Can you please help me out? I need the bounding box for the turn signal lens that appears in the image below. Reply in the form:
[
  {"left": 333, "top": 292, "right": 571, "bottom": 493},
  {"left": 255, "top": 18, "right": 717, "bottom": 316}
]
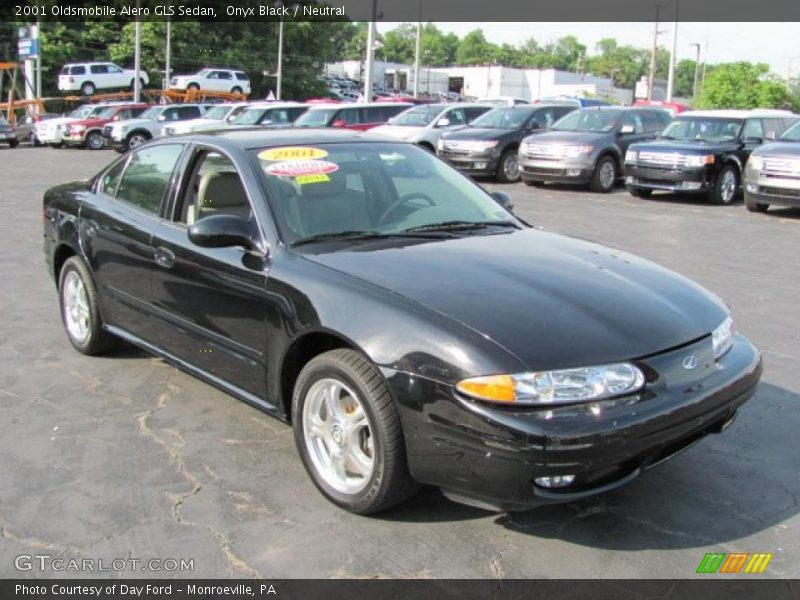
[
  {"left": 456, "top": 363, "right": 645, "bottom": 406},
  {"left": 456, "top": 375, "right": 516, "bottom": 403}
]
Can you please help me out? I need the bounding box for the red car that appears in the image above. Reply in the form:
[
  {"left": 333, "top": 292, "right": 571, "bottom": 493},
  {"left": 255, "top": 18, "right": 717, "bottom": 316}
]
[
  {"left": 63, "top": 103, "right": 149, "bottom": 150},
  {"left": 633, "top": 99, "right": 691, "bottom": 117},
  {"left": 293, "top": 102, "right": 412, "bottom": 131}
]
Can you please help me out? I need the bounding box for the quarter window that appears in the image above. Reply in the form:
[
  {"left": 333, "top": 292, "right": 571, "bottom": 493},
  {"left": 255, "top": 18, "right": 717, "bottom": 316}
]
[
  {"left": 99, "top": 158, "right": 127, "bottom": 197},
  {"left": 115, "top": 144, "right": 184, "bottom": 215}
]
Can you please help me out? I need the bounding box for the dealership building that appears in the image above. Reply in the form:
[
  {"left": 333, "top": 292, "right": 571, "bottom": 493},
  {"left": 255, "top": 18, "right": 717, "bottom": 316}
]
[{"left": 325, "top": 60, "right": 634, "bottom": 104}]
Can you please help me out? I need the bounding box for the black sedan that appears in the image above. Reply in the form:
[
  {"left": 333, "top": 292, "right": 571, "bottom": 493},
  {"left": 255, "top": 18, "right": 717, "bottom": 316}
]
[
  {"left": 436, "top": 104, "right": 576, "bottom": 183},
  {"left": 43, "top": 129, "right": 762, "bottom": 514}
]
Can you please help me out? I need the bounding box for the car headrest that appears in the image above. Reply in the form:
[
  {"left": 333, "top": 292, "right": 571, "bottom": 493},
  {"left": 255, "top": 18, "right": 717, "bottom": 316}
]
[
  {"left": 198, "top": 171, "right": 247, "bottom": 208},
  {"left": 299, "top": 169, "right": 347, "bottom": 198}
]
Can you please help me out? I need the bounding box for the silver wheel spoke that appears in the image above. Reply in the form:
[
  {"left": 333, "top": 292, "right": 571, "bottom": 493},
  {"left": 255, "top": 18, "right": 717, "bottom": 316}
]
[{"left": 331, "top": 452, "right": 347, "bottom": 482}]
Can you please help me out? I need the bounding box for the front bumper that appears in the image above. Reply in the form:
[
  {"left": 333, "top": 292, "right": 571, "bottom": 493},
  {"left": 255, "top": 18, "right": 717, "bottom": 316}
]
[
  {"left": 36, "top": 129, "right": 63, "bottom": 145},
  {"left": 625, "top": 164, "right": 713, "bottom": 193},
  {"left": 389, "top": 333, "right": 762, "bottom": 511},
  {"left": 519, "top": 156, "right": 594, "bottom": 183},
  {"left": 745, "top": 172, "right": 800, "bottom": 208},
  {"left": 62, "top": 132, "right": 87, "bottom": 145},
  {"left": 437, "top": 149, "right": 499, "bottom": 176}
]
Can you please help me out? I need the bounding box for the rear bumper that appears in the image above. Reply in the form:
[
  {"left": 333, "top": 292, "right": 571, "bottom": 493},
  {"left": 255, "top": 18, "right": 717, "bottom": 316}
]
[
  {"left": 388, "top": 334, "right": 762, "bottom": 511},
  {"left": 624, "top": 164, "right": 713, "bottom": 192}
]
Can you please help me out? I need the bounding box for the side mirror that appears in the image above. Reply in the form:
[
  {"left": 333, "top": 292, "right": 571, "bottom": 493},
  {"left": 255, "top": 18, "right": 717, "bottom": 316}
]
[
  {"left": 619, "top": 124, "right": 635, "bottom": 135},
  {"left": 765, "top": 131, "right": 777, "bottom": 141},
  {"left": 744, "top": 136, "right": 763, "bottom": 145},
  {"left": 260, "top": 119, "right": 273, "bottom": 126},
  {"left": 188, "top": 214, "right": 257, "bottom": 251},
  {"left": 490, "top": 191, "right": 514, "bottom": 212},
  {"left": 436, "top": 117, "right": 450, "bottom": 127},
  {"left": 331, "top": 119, "right": 347, "bottom": 128},
  {"left": 157, "top": 115, "right": 167, "bottom": 122},
  {"left": 112, "top": 115, "right": 121, "bottom": 121}
]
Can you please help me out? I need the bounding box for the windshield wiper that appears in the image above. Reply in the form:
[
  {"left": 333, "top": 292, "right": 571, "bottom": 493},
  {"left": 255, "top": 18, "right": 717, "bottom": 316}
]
[
  {"left": 290, "top": 229, "right": 455, "bottom": 247},
  {"left": 401, "top": 220, "right": 521, "bottom": 233}
]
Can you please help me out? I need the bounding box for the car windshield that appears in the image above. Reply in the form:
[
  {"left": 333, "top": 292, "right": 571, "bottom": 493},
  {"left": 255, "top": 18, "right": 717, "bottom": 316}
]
[
  {"left": 233, "top": 108, "right": 267, "bottom": 125},
  {"left": 69, "top": 105, "right": 96, "bottom": 119},
  {"left": 293, "top": 108, "right": 338, "bottom": 127},
  {"left": 470, "top": 107, "right": 534, "bottom": 130},
  {"left": 390, "top": 105, "right": 446, "bottom": 127},
  {"left": 660, "top": 117, "right": 743, "bottom": 142},
  {"left": 202, "top": 106, "right": 230, "bottom": 120},
  {"left": 779, "top": 121, "right": 800, "bottom": 141},
  {"left": 254, "top": 142, "right": 519, "bottom": 246},
  {"left": 552, "top": 109, "right": 623, "bottom": 132},
  {"left": 138, "top": 106, "right": 163, "bottom": 120}
]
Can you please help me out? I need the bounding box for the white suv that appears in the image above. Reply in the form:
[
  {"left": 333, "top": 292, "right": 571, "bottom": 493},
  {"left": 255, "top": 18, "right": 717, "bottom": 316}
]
[
  {"left": 169, "top": 69, "right": 251, "bottom": 95},
  {"left": 58, "top": 63, "right": 149, "bottom": 96}
]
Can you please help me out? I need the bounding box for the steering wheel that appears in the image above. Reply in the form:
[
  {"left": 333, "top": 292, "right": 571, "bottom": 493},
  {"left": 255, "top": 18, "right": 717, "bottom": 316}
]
[{"left": 378, "top": 192, "right": 436, "bottom": 226}]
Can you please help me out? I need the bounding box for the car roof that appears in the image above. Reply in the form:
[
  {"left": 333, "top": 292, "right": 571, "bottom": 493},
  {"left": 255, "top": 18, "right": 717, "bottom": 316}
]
[
  {"left": 305, "top": 102, "right": 413, "bottom": 110},
  {"left": 194, "top": 127, "right": 407, "bottom": 150},
  {"left": 678, "top": 109, "right": 796, "bottom": 119},
  {"left": 242, "top": 102, "right": 307, "bottom": 109}
]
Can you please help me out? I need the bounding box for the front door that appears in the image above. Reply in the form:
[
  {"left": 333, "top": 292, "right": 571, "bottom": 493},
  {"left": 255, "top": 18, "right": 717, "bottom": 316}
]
[{"left": 149, "top": 146, "right": 271, "bottom": 402}]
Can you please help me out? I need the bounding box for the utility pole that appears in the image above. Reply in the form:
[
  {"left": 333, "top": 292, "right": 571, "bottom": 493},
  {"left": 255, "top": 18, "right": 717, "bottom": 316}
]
[
  {"left": 363, "top": 1, "right": 377, "bottom": 103},
  {"left": 133, "top": 0, "right": 141, "bottom": 102},
  {"left": 165, "top": 16, "right": 171, "bottom": 93},
  {"left": 690, "top": 42, "right": 700, "bottom": 103},
  {"left": 277, "top": 19, "right": 284, "bottom": 99},
  {"left": 701, "top": 36, "right": 709, "bottom": 88},
  {"left": 647, "top": 4, "right": 665, "bottom": 101},
  {"left": 35, "top": 20, "right": 41, "bottom": 100},
  {"left": 666, "top": 0, "right": 679, "bottom": 101},
  {"left": 413, "top": 0, "right": 422, "bottom": 98}
]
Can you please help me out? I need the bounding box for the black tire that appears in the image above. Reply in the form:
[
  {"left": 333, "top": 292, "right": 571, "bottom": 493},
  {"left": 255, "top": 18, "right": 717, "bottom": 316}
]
[
  {"left": 126, "top": 131, "right": 150, "bottom": 150},
  {"left": 85, "top": 131, "right": 104, "bottom": 150},
  {"left": 523, "top": 178, "right": 544, "bottom": 187},
  {"left": 495, "top": 149, "right": 520, "bottom": 183},
  {"left": 187, "top": 83, "right": 200, "bottom": 91},
  {"left": 589, "top": 155, "right": 617, "bottom": 193},
  {"left": 231, "top": 86, "right": 243, "bottom": 94},
  {"left": 130, "top": 77, "right": 146, "bottom": 91},
  {"left": 628, "top": 187, "right": 652, "bottom": 198},
  {"left": 30, "top": 133, "right": 41, "bottom": 146},
  {"left": 744, "top": 192, "right": 768, "bottom": 213},
  {"left": 710, "top": 164, "right": 739, "bottom": 205},
  {"left": 81, "top": 81, "right": 96, "bottom": 96},
  {"left": 292, "top": 349, "right": 417, "bottom": 514},
  {"left": 8, "top": 139, "right": 19, "bottom": 148},
  {"left": 58, "top": 256, "right": 119, "bottom": 355}
]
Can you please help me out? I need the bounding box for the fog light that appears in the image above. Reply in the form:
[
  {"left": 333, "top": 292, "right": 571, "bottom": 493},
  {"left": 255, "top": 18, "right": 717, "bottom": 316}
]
[
  {"left": 535, "top": 474, "right": 576, "bottom": 488},
  {"left": 625, "top": 176, "right": 635, "bottom": 184},
  {"left": 681, "top": 181, "right": 702, "bottom": 190},
  {"left": 475, "top": 162, "right": 487, "bottom": 169},
  {"left": 566, "top": 169, "right": 582, "bottom": 177},
  {"left": 746, "top": 183, "right": 758, "bottom": 193}
]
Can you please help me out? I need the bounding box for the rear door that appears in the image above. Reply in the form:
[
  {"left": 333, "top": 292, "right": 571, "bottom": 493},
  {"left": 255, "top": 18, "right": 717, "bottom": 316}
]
[
  {"left": 80, "top": 143, "right": 187, "bottom": 343},
  {"left": 149, "top": 145, "right": 271, "bottom": 401}
]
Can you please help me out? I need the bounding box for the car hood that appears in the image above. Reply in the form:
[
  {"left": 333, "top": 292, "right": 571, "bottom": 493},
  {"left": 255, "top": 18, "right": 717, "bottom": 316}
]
[
  {"left": 302, "top": 229, "right": 727, "bottom": 371},
  {"left": 751, "top": 140, "right": 800, "bottom": 157},
  {"left": 524, "top": 130, "right": 611, "bottom": 145},
  {"left": 630, "top": 138, "right": 735, "bottom": 154},
  {"left": 444, "top": 127, "right": 514, "bottom": 141},
  {"left": 371, "top": 124, "right": 427, "bottom": 140}
]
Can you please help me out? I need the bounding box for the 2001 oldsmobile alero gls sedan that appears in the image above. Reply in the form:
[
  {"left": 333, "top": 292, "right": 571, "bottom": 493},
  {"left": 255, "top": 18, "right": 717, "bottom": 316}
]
[{"left": 43, "top": 129, "right": 762, "bottom": 514}]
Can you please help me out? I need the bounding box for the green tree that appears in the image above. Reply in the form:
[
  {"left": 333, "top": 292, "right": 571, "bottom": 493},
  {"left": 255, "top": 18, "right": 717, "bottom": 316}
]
[
  {"left": 697, "top": 62, "right": 798, "bottom": 110},
  {"left": 455, "top": 29, "right": 498, "bottom": 66},
  {"left": 674, "top": 58, "right": 698, "bottom": 99}
]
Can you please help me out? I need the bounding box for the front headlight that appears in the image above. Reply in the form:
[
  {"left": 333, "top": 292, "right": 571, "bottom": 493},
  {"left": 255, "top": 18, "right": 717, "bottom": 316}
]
[
  {"left": 685, "top": 154, "right": 715, "bottom": 168},
  {"left": 625, "top": 150, "right": 638, "bottom": 163},
  {"left": 520, "top": 141, "right": 529, "bottom": 155},
  {"left": 436, "top": 138, "right": 445, "bottom": 151},
  {"left": 562, "top": 145, "right": 593, "bottom": 158},
  {"left": 712, "top": 316, "right": 734, "bottom": 360},
  {"left": 471, "top": 140, "right": 498, "bottom": 152},
  {"left": 748, "top": 156, "right": 764, "bottom": 171},
  {"left": 456, "top": 362, "right": 645, "bottom": 406}
]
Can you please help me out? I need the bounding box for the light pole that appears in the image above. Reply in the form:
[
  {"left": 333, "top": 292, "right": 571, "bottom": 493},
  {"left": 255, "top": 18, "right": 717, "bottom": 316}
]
[
  {"left": 277, "top": 19, "right": 284, "bottom": 99},
  {"left": 165, "top": 15, "right": 171, "bottom": 93},
  {"left": 690, "top": 42, "right": 701, "bottom": 103},
  {"left": 413, "top": 0, "right": 422, "bottom": 98},
  {"left": 647, "top": 4, "right": 666, "bottom": 101},
  {"left": 133, "top": 7, "right": 141, "bottom": 102},
  {"left": 666, "top": 0, "right": 679, "bottom": 101}
]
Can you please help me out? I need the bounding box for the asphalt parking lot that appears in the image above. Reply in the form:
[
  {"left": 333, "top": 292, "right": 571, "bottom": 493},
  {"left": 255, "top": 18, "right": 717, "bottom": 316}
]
[{"left": 1, "top": 145, "right": 799, "bottom": 579}]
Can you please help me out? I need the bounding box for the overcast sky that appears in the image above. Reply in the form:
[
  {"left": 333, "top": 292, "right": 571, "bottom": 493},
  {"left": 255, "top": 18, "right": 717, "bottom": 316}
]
[{"left": 377, "top": 22, "right": 800, "bottom": 78}]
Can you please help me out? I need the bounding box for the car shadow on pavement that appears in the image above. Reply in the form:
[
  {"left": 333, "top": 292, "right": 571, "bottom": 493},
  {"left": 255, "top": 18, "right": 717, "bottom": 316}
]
[{"left": 384, "top": 382, "right": 799, "bottom": 550}]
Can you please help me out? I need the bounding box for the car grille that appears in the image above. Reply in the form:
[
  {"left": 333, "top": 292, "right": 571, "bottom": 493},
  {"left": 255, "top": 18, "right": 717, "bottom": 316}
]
[
  {"left": 637, "top": 151, "right": 688, "bottom": 169},
  {"left": 524, "top": 144, "right": 569, "bottom": 160},
  {"left": 762, "top": 156, "right": 800, "bottom": 178}
]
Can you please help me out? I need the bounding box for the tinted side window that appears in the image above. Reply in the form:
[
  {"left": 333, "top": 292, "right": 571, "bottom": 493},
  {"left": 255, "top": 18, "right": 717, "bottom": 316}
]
[
  {"left": 115, "top": 145, "right": 184, "bottom": 215},
  {"left": 90, "top": 64, "right": 108, "bottom": 74},
  {"left": 621, "top": 113, "right": 644, "bottom": 134},
  {"left": 161, "top": 107, "right": 181, "bottom": 121},
  {"left": 464, "top": 106, "right": 490, "bottom": 122},
  {"left": 130, "top": 107, "right": 147, "bottom": 118},
  {"left": 762, "top": 118, "right": 785, "bottom": 140},
  {"left": 217, "top": 71, "right": 232, "bottom": 80},
  {"left": 530, "top": 108, "right": 555, "bottom": 129},
  {"left": 742, "top": 119, "right": 764, "bottom": 140},
  {"left": 288, "top": 106, "right": 308, "bottom": 121},
  {"left": 71, "top": 66, "right": 86, "bottom": 75},
  {"left": 99, "top": 158, "right": 128, "bottom": 197},
  {"left": 340, "top": 108, "right": 361, "bottom": 125},
  {"left": 446, "top": 108, "right": 466, "bottom": 125},
  {"left": 178, "top": 106, "right": 202, "bottom": 120},
  {"left": 235, "top": 72, "right": 249, "bottom": 81},
  {"left": 641, "top": 111, "right": 666, "bottom": 133}
]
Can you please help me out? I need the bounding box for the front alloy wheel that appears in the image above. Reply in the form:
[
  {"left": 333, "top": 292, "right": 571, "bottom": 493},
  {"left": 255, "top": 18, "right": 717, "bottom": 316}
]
[
  {"left": 496, "top": 150, "right": 520, "bottom": 183},
  {"left": 590, "top": 155, "right": 616, "bottom": 193},
  {"left": 293, "top": 349, "right": 417, "bottom": 514},
  {"left": 712, "top": 165, "right": 739, "bottom": 205},
  {"left": 127, "top": 132, "right": 149, "bottom": 150}
]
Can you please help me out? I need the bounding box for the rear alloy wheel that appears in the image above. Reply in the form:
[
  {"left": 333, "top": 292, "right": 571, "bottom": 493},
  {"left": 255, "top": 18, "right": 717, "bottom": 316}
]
[
  {"left": 293, "top": 349, "right": 417, "bottom": 514},
  {"left": 711, "top": 165, "right": 739, "bottom": 205},
  {"left": 85, "top": 131, "right": 104, "bottom": 150},
  {"left": 58, "top": 256, "right": 118, "bottom": 355},
  {"left": 127, "top": 132, "right": 149, "bottom": 150},
  {"left": 496, "top": 149, "right": 520, "bottom": 183},
  {"left": 232, "top": 86, "right": 243, "bottom": 94},
  {"left": 744, "top": 192, "right": 768, "bottom": 213},
  {"left": 628, "top": 187, "right": 652, "bottom": 198},
  {"left": 81, "top": 81, "right": 96, "bottom": 96},
  {"left": 590, "top": 155, "right": 616, "bottom": 193}
]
